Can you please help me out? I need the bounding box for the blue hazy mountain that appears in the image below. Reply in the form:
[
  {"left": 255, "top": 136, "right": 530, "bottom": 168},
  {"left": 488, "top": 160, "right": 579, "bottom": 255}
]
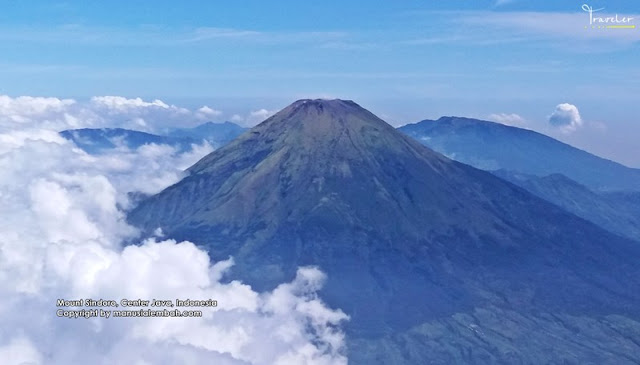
[
  {"left": 398, "top": 117, "right": 640, "bottom": 192},
  {"left": 398, "top": 117, "right": 640, "bottom": 241},
  {"left": 494, "top": 170, "right": 640, "bottom": 241},
  {"left": 59, "top": 128, "right": 198, "bottom": 154},
  {"left": 60, "top": 121, "right": 247, "bottom": 154},
  {"left": 167, "top": 121, "right": 247, "bottom": 146},
  {"left": 129, "top": 100, "right": 640, "bottom": 364}
]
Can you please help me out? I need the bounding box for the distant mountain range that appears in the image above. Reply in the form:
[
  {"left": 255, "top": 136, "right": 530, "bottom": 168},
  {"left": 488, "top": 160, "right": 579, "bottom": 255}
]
[
  {"left": 60, "top": 121, "right": 247, "bottom": 154},
  {"left": 60, "top": 128, "right": 197, "bottom": 154},
  {"left": 398, "top": 117, "right": 640, "bottom": 192},
  {"left": 128, "top": 100, "right": 640, "bottom": 364},
  {"left": 398, "top": 117, "right": 640, "bottom": 242},
  {"left": 494, "top": 170, "right": 640, "bottom": 240}
]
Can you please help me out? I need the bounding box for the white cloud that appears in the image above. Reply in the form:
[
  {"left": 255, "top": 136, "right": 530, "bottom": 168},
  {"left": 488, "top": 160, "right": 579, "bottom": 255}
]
[
  {"left": 0, "top": 95, "right": 79, "bottom": 131},
  {"left": 487, "top": 113, "right": 526, "bottom": 126},
  {"left": 548, "top": 103, "right": 583, "bottom": 133},
  {"left": 196, "top": 105, "right": 223, "bottom": 120},
  {"left": 0, "top": 106, "right": 348, "bottom": 364},
  {"left": 228, "top": 109, "right": 276, "bottom": 127},
  {"left": 0, "top": 128, "right": 67, "bottom": 153},
  {"left": 0, "top": 94, "right": 225, "bottom": 133},
  {"left": 91, "top": 96, "right": 171, "bottom": 111},
  {"left": 0, "top": 95, "right": 75, "bottom": 118},
  {"left": 0, "top": 336, "right": 42, "bottom": 365},
  {"left": 248, "top": 109, "right": 276, "bottom": 125}
]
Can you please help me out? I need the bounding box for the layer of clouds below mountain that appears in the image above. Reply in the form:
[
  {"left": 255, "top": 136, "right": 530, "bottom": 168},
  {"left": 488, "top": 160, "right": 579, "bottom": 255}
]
[
  {"left": 0, "top": 94, "right": 225, "bottom": 133},
  {"left": 0, "top": 96, "right": 348, "bottom": 364}
]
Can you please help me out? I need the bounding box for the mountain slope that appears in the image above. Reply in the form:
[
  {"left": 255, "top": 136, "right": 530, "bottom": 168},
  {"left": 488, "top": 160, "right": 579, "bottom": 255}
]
[
  {"left": 60, "top": 128, "right": 197, "bottom": 154},
  {"left": 60, "top": 121, "right": 247, "bottom": 154},
  {"left": 398, "top": 117, "right": 640, "bottom": 192},
  {"left": 129, "top": 100, "right": 640, "bottom": 364},
  {"left": 494, "top": 170, "right": 640, "bottom": 241}
]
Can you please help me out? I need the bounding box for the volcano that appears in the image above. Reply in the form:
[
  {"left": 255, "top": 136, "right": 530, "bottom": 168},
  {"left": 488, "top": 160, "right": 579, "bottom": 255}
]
[{"left": 129, "top": 99, "right": 640, "bottom": 364}]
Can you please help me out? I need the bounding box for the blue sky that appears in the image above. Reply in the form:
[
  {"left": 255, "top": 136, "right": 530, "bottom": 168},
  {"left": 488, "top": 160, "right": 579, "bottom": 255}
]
[{"left": 0, "top": 0, "right": 639, "bottom": 166}]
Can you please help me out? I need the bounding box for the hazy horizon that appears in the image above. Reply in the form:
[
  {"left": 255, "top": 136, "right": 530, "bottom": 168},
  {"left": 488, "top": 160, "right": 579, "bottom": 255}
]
[{"left": 0, "top": 1, "right": 639, "bottom": 166}]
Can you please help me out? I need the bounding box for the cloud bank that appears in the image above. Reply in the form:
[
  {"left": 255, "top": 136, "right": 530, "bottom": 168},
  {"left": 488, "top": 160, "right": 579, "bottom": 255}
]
[
  {"left": 0, "top": 96, "right": 348, "bottom": 364},
  {"left": 0, "top": 95, "right": 226, "bottom": 134}
]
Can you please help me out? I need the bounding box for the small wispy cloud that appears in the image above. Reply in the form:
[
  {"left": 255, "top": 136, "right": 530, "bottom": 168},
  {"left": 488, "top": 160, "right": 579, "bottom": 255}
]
[
  {"left": 196, "top": 106, "right": 222, "bottom": 120},
  {"left": 460, "top": 10, "right": 640, "bottom": 43},
  {"left": 248, "top": 108, "right": 276, "bottom": 124},
  {"left": 0, "top": 25, "right": 348, "bottom": 47},
  {"left": 179, "top": 28, "right": 348, "bottom": 46},
  {"left": 493, "top": 0, "right": 516, "bottom": 8},
  {"left": 495, "top": 61, "right": 567, "bottom": 73},
  {"left": 488, "top": 113, "right": 526, "bottom": 126},
  {"left": 183, "top": 27, "right": 262, "bottom": 42},
  {"left": 227, "top": 108, "right": 277, "bottom": 126},
  {"left": 402, "top": 8, "right": 639, "bottom": 52},
  {"left": 401, "top": 34, "right": 534, "bottom": 46},
  {"left": 317, "top": 41, "right": 381, "bottom": 50}
]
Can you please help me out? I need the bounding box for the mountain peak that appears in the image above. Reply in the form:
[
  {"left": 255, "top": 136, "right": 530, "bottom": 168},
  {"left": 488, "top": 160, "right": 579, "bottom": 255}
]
[
  {"left": 263, "top": 98, "right": 384, "bottom": 129},
  {"left": 254, "top": 98, "right": 399, "bottom": 142},
  {"left": 291, "top": 98, "right": 357, "bottom": 108},
  {"left": 187, "top": 98, "right": 439, "bottom": 176}
]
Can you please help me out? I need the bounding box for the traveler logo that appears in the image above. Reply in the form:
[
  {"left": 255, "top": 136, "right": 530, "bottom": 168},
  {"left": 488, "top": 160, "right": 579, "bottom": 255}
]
[{"left": 582, "top": 4, "right": 636, "bottom": 29}]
